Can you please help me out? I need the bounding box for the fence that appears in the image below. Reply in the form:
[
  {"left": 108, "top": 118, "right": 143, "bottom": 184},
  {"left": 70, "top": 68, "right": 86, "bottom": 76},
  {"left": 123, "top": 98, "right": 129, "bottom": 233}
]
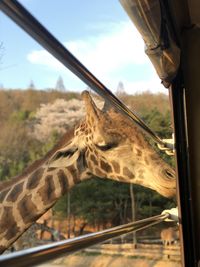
[
  {"left": 85, "top": 243, "right": 181, "bottom": 261},
  {"left": 0, "top": 214, "right": 170, "bottom": 267}
]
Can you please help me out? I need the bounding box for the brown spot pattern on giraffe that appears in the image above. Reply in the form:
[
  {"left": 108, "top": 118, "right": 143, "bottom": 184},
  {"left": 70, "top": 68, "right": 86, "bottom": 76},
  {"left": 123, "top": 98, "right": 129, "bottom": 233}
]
[
  {"left": 68, "top": 165, "right": 80, "bottom": 184},
  {"left": 100, "top": 160, "right": 112, "bottom": 173},
  {"left": 80, "top": 123, "right": 85, "bottom": 130},
  {"left": 0, "top": 188, "right": 10, "bottom": 203},
  {"left": 95, "top": 167, "right": 105, "bottom": 177},
  {"left": 26, "top": 167, "right": 45, "bottom": 190},
  {"left": 150, "top": 154, "right": 159, "bottom": 161},
  {"left": 38, "top": 175, "right": 56, "bottom": 206},
  {"left": 144, "top": 157, "right": 150, "bottom": 165},
  {"left": 87, "top": 161, "right": 94, "bottom": 171},
  {"left": 85, "top": 149, "right": 90, "bottom": 158},
  {"left": 111, "top": 160, "right": 120, "bottom": 173},
  {"left": 135, "top": 133, "right": 145, "bottom": 148},
  {"left": 88, "top": 146, "right": 92, "bottom": 152},
  {"left": 116, "top": 175, "right": 127, "bottom": 181},
  {"left": 136, "top": 148, "right": 142, "bottom": 157},
  {"left": 57, "top": 170, "right": 68, "bottom": 195},
  {"left": 90, "top": 154, "right": 98, "bottom": 165},
  {"left": 6, "top": 181, "right": 24, "bottom": 202},
  {"left": 0, "top": 207, "right": 20, "bottom": 240},
  {"left": 123, "top": 167, "right": 134, "bottom": 179},
  {"left": 17, "top": 195, "right": 38, "bottom": 224},
  {"left": 47, "top": 167, "right": 56, "bottom": 172}
]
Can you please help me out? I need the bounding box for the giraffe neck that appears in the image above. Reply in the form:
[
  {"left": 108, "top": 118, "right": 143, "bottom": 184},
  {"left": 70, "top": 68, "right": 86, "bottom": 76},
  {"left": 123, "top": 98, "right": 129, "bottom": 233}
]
[{"left": 0, "top": 149, "right": 88, "bottom": 253}]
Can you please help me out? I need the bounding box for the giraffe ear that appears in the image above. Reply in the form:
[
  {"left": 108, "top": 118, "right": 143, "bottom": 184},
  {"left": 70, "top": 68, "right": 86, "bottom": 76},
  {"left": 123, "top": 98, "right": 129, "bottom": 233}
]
[
  {"left": 82, "top": 91, "right": 103, "bottom": 120},
  {"left": 48, "top": 144, "right": 80, "bottom": 168}
]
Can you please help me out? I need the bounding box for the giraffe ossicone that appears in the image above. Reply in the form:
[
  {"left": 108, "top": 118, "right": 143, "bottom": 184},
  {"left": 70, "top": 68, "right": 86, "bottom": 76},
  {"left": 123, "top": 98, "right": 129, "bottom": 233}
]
[{"left": 0, "top": 91, "right": 176, "bottom": 253}]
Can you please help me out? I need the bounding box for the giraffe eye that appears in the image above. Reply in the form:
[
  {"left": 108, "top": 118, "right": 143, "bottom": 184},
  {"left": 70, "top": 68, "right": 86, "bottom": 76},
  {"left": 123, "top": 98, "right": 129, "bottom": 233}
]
[
  {"left": 165, "top": 169, "right": 175, "bottom": 179},
  {"left": 95, "top": 143, "right": 117, "bottom": 151}
]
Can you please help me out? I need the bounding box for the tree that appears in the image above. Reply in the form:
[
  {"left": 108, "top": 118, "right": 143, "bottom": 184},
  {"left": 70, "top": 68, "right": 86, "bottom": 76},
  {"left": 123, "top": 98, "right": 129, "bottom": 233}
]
[
  {"left": 31, "top": 98, "right": 85, "bottom": 142},
  {"left": 55, "top": 76, "right": 66, "bottom": 91}
]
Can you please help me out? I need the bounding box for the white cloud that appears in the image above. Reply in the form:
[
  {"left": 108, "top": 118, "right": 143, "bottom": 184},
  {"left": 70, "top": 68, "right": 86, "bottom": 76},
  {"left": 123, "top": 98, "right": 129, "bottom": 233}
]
[
  {"left": 65, "top": 21, "right": 147, "bottom": 75},
  {"left": 27, "top": 49, "right": 64, "bottom": 70},
  {"left": 27, "top": 20, "right": 164, "bottom": 93},
  {"left": 121, "top": 78, "right": 166, "bottom": 94}
]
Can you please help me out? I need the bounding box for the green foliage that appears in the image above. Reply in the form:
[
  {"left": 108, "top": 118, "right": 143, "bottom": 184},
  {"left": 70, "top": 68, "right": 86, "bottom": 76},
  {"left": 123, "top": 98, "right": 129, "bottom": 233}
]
[
  {"left": 10, "top": 110, "right": 31, "bottom": 121},
  {"left": 142, "top": 108, "right": 172, "bottom": 138},
  {"left": 71, "top": 179, "right": 129, "bottom": 226},
  {"left": 54, "top": 178, "right": 130, "bottom": 226}
]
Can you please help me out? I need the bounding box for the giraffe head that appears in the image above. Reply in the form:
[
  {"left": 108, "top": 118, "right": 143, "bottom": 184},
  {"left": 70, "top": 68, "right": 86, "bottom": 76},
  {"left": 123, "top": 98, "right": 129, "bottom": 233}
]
[{"left": 49, "top": 91, "right": 176, "bottom": 198}]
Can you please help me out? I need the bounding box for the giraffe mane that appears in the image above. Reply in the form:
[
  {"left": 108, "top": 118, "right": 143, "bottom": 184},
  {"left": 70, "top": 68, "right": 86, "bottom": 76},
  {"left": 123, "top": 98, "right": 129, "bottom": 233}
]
[
  {"left": 0, "top": 128, "right": 75, "bottom": 191},
  {"left": 102, "top": 109, "right": 145, "bottom": 142}
]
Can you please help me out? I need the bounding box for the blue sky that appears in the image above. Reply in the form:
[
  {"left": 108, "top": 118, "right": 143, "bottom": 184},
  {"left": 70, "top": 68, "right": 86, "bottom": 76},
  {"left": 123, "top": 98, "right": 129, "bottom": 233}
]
[{"left": 0, "top": 0, "right": 165, "bottom": 94}]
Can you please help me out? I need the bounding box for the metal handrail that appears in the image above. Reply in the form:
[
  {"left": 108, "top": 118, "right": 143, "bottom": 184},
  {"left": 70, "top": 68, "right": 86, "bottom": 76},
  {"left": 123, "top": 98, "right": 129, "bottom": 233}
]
[
  {"left": 0, "top": 0, "right": 172, "bottom": 152},
  {"left": 0, "top": 213, "right": 169, "bottom": 267}
]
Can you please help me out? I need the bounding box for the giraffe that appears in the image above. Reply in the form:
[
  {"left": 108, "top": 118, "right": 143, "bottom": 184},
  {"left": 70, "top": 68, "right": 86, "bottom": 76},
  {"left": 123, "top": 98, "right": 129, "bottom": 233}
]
[{"left": 0, "top": 91, "right": 176, "bottom": 253}]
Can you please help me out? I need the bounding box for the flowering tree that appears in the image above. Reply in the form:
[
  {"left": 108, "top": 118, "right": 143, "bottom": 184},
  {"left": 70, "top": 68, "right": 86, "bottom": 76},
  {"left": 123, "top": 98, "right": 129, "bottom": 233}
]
[{"left": 31, "top": 96, "right": 103, "bottom": 142}]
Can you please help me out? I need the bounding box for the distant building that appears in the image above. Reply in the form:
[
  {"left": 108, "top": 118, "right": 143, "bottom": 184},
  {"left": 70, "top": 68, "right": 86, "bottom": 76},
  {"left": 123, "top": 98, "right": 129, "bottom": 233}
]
[
  {"left": 28, "top": 80, "right": 35, "bottom": 89},
  {"left": 55, "top": 76, "right": 66, "bottom": 91},
  {"left": 116, "top": 81, "right": 126, "bottom": 96}
]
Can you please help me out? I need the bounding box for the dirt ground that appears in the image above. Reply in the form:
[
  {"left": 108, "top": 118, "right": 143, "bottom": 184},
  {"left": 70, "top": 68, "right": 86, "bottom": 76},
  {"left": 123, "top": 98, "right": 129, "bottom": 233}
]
[{"left": 38, "top": 253, "right": 182, "bottom": 267}]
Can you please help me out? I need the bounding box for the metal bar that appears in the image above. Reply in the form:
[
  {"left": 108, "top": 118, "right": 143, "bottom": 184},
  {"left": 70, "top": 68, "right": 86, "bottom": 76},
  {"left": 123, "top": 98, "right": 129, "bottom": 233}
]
[
  {"left": 0, "top": 0, "right": 168, "bottom": 148},
  {"left": 0, "top": 213, "right": 168, "bottom": 267},
  {"left": 169, "top": 73, "right": 196, "bottom": 266}
]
